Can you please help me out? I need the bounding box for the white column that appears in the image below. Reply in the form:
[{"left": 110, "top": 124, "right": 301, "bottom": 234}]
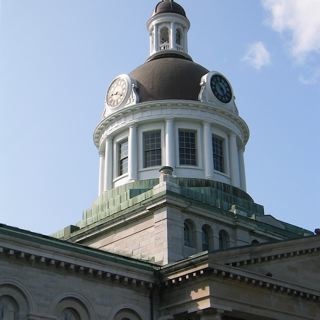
[
  {"left": 165, "top": 118, "right": 175, "bottom": 168},
  {"left": 104, "top": 137, "right": 113, "bottom": 191},
  {"left": 229, "top": 132, "right": 240, "bottom": 188},
  {"left": 170, "top": 22, "right": 175, "bottom": 49},
  {"left": 154, "top": 24, "right": 159, "bottom": 52},
  {"left": 203, "top": 122, "right": 214, "bottom": 179},
  {"left": 128, "top": 125, "right": 138, "bottom": 181},
  {"left": 184, "top": 27, "right": 188, "bottom": 53},
  {"left": 239, "top": 148, "right": 247, "bottom": 191},
  {"left": 98, "top": 150, "right": 105, "bottom": 196}
]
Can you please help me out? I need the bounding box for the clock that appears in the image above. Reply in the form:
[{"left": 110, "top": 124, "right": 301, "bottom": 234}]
[
  {"left": 210, "top": 74, "right": 232, "bottom": 103},
  {"left": 106, "top": 75, "right": 130, "bottom": 108}
]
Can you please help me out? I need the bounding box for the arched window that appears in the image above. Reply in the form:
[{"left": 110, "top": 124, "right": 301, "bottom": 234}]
[
  {"left": 114, "top": 308, "right": 142, "bottom": 320},
  {"left": 176, "top": 28, "right": 182, "bottom": 46},
  {"left": 0, "top": 296, "right": 18, "bottom": 320},
  {"left": 160, "top": 27, "right": 169, "bottom": 50},
  {"left": 55, "top": 298, "right": 89, "bottom": 320},
  {"left": 184, "top": 219, "right": 196, "bottom": 247},
  {"left": 219, "top": 229, "right": 230, "bottom": 250},
  {"left": 60, "top": 308, "right": 80, "bottom": 320},
  {"left": 251, "top": 239, "right": 259, "bottom": 245},
  {"left": 202, "top": 225, "right": 213, "bottom": 251}
]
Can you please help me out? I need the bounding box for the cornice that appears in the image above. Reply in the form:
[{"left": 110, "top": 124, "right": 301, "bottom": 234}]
[
  {"left": 224, "top": 239, "right": 320, "bottom": 268},
  {"left": 0, "top": 245, "right": 155, "bottom": 290},
  {"left": 93, "top": 100, "right": 250, "bottom": 148},
  {"left": 160, "top": 260, "right": 320, "bottom": 302}
]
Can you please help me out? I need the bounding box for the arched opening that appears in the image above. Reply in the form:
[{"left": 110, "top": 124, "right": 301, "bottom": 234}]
[
  {"left": 0, "top": 296, "right": 18, "bottom": 320},
  {"left": 114, "top": 308, "right": 142, "bottom": 320},
  {"left": 219, "top": 229, "right": 230, "bottom": 250},
  {"left": 160, "top": 27, "right": 169, "bottom": 50},
  {"left": 55, "top": 298, "right": 89, "bottom": 320},
  {"left": 251, "top": 239, "right": 259, "bottom": 245},
  {"left": 201, "top": 224, "right": 213, "bottom": 251},
  {"left": 184, "top": 219, "right": 196, "bottom": 248},
  {"left": 176, "top": 28, "right": 183, "bottom": 48},
  {"left": 60, "top": 308, "right": 81, "bottom": 320}
]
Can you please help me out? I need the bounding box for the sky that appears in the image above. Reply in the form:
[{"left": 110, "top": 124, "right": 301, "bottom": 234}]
[{"left": 0, "top": 0, "right": 319, "bottom": 235}]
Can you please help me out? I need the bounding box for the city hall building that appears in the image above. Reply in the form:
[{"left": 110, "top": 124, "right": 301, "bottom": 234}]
[{"left": 1, "top": 1, "right": 319, "bottom": 319}]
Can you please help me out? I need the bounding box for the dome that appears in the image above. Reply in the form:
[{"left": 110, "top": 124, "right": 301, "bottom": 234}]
[
  {"left": 152, "top": 0, "right": 186, "bottom": 18},
  {"left": 129, "top": 53, "right": 208, "bottom": 102}
]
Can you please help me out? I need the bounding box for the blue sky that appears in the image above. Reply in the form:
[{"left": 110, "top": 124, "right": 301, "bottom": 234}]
[{"left": 0, "top": 0, "right": 319, "bottom": 235}]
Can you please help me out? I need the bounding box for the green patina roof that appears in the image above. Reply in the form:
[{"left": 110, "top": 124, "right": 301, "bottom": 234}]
[{"left": 52, "top": 178, "right": 312, "bottom": 242}]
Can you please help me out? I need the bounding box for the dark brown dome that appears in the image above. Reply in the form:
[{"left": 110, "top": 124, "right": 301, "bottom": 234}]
[
  {"left": 129, "top": 53, "right": 208, "bottom": 102},
  {"left": 152, "top": 0, "right": 186, "bottom": 18}
]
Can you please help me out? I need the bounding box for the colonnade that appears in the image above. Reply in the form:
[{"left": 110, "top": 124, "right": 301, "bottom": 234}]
[{"left": 98, "top": 119, "right": 246, "bottom": 196}]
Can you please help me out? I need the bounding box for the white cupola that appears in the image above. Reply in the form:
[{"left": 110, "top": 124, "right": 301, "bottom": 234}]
[
  {"left": 95, "top": 0, "right": 249, "bottom": 196},
  {"left": 147, "top": 0, "right": 190, "bottom": 56}
]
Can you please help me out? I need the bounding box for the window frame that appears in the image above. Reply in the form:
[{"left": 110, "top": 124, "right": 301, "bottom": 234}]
[
  {"left": 201, "top": 224, "right": 213, "bottom": 251},
  {"left": 118, "top": 139, "right": 128, "bottom": 177},
  {"left": 184, "top": 219, "right": 196, "bottom": 248},
  {"left": 178, "top": 128, "right": 198, "bottom": 166},
  {"left": 142, "top": 129, "right": 162, "bottom": 169},
  {"left": 219, "top": 229, "right": 230, "bottom": 250},
  {"left": 212, "top": 134, "right": 225, "bottom": 173}
]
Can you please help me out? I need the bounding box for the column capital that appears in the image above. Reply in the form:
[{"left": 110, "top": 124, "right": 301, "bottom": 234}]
[{"left": 129, "top": 122, "right": 138, "bottom": 128}]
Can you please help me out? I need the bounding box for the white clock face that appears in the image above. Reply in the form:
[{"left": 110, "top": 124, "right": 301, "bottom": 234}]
[{"left": 106, "top": 77, "right": 129, "bottom": 108}]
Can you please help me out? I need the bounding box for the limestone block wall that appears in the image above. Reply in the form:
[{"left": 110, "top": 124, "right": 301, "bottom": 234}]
[
  {"left": 84, "top": 209, "right": 170, "bottom": 265},
  {"left": 0, "top": 256, "right": 151, "bottom": 320}
]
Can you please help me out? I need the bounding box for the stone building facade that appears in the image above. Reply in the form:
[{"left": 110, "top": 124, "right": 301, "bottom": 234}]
[{"left": 1, "top": 1, "right": 319, "bottom": 319}]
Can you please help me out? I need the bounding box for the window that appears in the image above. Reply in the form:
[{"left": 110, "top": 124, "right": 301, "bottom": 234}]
[
  {"left": 60, "top": 309, "right": 80, "bottom": 320},
  {"left": 118, "top": 140, "right": 128, "bottom": 176},
  {"left": 0, "top": 296, "right": 18, "bottom": 320},
  {"left": 212, "top": 135, "right": 224, "bottom": 173},
  {"left": 114, "top": 309, "right": 142, "bottom": 320},
  {"left": 184, "top": 222, "right": 191, "bottom": 247},
  {"left": 251, "top": 239, "right": 260, "bottom": 245},
  {"left": 219, "top": 229, "right": 230, "bottom": 250},
  {"left": 143, "top": 130, "right": 161, "bottom": 168},
  {"left": 179, "top": 129, "right": 197, "bottom": 166},
  {"left": 55, "top": 298, "right": 89, "bottom": 320},
  {"left": 176, "top": 28, "right": 182, "bottom": 45},
  {"left": 184, "top": 219, "right": 196, "bottom": 247},
  {"left": 202, "top": 225, "right": 212, "bottom": 251}
]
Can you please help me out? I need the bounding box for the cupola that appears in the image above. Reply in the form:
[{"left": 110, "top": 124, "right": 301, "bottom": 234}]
[{"left": 147, "top": 0, "right": 190, "bottom": 56}]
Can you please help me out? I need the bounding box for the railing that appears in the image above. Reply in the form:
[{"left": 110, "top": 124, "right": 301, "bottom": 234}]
[{"left": 160, "top": 43, "right": 169, "bottom": 50}]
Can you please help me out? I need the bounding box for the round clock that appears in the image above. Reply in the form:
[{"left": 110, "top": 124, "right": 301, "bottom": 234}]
[
  {"left": 106, "top": 75, "right": 130, "bottom": 108},
  {"left": 210, "top": 74, "right": 232, "bottom": 103}
]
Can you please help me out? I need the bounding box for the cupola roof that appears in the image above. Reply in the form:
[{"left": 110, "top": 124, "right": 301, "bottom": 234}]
[{"left": 152, "top": 0, "right": 186, "bottom": 18}]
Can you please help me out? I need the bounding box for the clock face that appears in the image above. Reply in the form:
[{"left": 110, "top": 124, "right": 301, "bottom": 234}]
[
  {"left": 106, "top": 76, "right": 129, "bottom": 108},
  {"left": 210, "top": 74, "right": 232, "bottom": 103}
]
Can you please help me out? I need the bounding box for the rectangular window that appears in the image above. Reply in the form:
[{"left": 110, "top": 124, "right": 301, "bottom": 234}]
[
  {"left": 118, "top": 140, "right": 128, "bottom": 176},
  {"left": 143, "top": 130, "right": 162, "bottom": 168},
  {"left": 179, "top": 129, "right": 197, "bottom": 166},
  {"left": 212, "top": 134, "right": 224, "bottom": 173}
]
